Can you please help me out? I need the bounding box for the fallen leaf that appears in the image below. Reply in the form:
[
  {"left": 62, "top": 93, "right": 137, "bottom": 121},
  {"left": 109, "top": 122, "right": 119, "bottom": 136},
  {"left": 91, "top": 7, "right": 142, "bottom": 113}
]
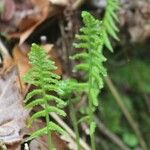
[
  {"left": 0, "top": 0, "right": 15, "bottom": 21},
  {"left": 0, "top": 0, "right": 50, "bottom": 44},
  {"left": 9, "top": 0, "right": 49, "bottom": 45},
  {"left": 12, "top": 44, "right": 31, "bottom": 93},
  {"left": 0, "top": 67, "right": 29, "bottom": 146}
]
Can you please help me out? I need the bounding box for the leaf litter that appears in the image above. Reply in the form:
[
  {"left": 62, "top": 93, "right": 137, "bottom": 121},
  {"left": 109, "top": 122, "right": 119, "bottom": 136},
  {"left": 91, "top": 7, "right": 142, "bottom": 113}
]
[{"left": 0, "top": 67, "right": 29, "bottom": 146}]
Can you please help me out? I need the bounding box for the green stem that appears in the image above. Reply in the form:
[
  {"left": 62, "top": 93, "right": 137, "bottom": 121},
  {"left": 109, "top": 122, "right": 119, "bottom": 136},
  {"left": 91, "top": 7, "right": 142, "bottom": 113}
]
[
  {"left": 45, "top": 101, "right": 52, "bottom": 150},
  {"left": 70, "top": 102, "right": 81, "bottom": 150},
  {"left": 43, "top": 90, "right": 53, "bottom": 150},
  {"left": 88, "top": 92, "right": 96, "bottom": 150},
  {"left": 88, "top": 51, "right": 96, "bottom": 150}
]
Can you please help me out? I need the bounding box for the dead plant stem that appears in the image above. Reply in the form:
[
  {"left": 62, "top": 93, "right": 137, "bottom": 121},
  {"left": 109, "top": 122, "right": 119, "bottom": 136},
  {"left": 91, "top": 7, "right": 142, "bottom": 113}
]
[{"left": 105, "top": 76, "right": 148, "bottom": 150}]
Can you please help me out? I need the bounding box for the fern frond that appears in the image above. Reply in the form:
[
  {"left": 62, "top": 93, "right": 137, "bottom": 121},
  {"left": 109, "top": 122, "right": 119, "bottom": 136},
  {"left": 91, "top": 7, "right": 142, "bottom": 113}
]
[
  {"left": 27, "top": 122, "right": 65, "bottom": 141},
  {"left": 45, "top": 95, "right": 67, "bottom": 107},
  {"left": 26, "top": 98, "right": 44, "bottom": 108},
  {"left": 73, "top": 11, "right": 107, "bottom": 106},
  {"left": 71, "top": 0, "right": 120, "bottom": 112},
  {"left": 70, "top": 52, "right": 89, "bottom": 60},
  {"left": 25, "top": 89, "right": 43, "bottom": 102},
  {"left": 28, "top": 107, "right": 66, "bottom": 126},
  {"left": 24, "top": 44, "right": 67, "bottom": 148},
  {"left": 70, "top": 4, "right": 120, "bottom": 148},
  {"left": 102, "top": 0, "right": 120, "bottom": 51}
]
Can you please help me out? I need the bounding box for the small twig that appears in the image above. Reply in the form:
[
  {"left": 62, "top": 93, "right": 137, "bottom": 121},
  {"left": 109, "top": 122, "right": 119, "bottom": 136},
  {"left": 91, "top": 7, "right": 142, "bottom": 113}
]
[
  {"left": 72, "top": 0, "right": 85, "bottom": 10},
  {"left": 105, "top": 76, "right": 148, "bottom": 150},
  {"left": 59, "top": 18, "right": 72, "bottom": 76},
  {"left": 94, "top": 116, "right": 131, "bottom": 150}
]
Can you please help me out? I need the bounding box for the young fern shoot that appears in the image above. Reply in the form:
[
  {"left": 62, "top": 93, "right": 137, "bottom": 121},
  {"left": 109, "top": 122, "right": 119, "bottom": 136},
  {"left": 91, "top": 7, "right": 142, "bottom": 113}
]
[
  {"left": 70, "top": 0, "right": 120, "bottom": 149},
  {"left": 71, "top": 11, "right": 107, "bottom": 150},
  {"left": 23, "top": 44, "right": 67, "bottom": 149}
]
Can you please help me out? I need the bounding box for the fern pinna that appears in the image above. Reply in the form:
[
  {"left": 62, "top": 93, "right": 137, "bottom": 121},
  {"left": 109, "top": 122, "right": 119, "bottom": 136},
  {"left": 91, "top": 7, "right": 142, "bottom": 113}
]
[
  {"left": 24, "top": 43, "right": 67, "bottom": 149},
  {"left": 102, "top": 0, "right": 120, "bottom": 51},
  {"left": 70, "top": 0, "right": 120, "bottom": 149}
]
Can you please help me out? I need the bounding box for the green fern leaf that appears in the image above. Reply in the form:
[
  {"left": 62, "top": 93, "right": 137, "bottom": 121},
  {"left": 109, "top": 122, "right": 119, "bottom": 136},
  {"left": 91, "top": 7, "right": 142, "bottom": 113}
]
[
  {"left": 25, "top": 89, "right": 43, "bottom": 102},
  {"left": 25, "top": 98, "right": 44, "bottom": 108},
  {"left": 69, "top": 3, "right": 120, "bottom": 145},
  {"left": 27, "top": 122, "right": 65, "bottom": 141},
  {"left": 23, "top": 43, "right": 66, "bottom": 146},
  {"left": 90, "top": 122, "right": 96, "bottom": 135}
]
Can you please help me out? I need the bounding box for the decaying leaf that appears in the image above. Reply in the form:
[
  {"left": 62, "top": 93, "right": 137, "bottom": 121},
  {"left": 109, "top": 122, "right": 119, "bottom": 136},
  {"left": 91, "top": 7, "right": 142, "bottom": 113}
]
[
  {"left": 0, "top": 0, "right": 49, "bottom": 44},
  {"left": 0, "top": 67, "right": 28, "bottom": 146},
  {"left": 0, "top": 0, "right": 69, "bottom": 45},
  {"left": 12, "top": 44, "right": 31, "bottom": 93},
  {"left": 9, "top": 0, "right": 49, "bottom": 45}
]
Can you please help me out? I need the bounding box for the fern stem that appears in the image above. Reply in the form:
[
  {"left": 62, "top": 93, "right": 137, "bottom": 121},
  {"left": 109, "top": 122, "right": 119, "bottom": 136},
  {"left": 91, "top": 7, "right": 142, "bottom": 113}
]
[
  {"left": 88, "top": 51, "right": 96, "bottom": 150},
  {"left": 88, "top": 99, "right": 96, "bottom": 150},
  {"left": 43, "top": 90, "right": 53, "bottom": 150},
  {"left": 70, "top": 102, "right": 81, "bottom": 150},
  {"left": 88, "top": 93, "right": 96, "bottom": 150}
]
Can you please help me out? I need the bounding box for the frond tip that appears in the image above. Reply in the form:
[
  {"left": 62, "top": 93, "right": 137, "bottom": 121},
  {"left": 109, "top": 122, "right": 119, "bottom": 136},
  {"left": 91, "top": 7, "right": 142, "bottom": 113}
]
[{"left": 102, "top": 0, "right": 120, "bottom": 52}]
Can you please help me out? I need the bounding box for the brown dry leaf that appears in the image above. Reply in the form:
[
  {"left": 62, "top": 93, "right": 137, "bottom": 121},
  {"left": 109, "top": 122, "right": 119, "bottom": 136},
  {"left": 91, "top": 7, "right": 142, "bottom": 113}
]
[
  {"left": 0, "top": 0, "right": 67, "bottom": 45},
  {"left": 0, "top": 0, "right": 68, "bottom": 45},
  {"left": 0, "top": 0, "right": 49, "bottom": 44},
  {"left": 0, "top": 0, "right": 16, "bottom": 21},
  {"left": 9, "top": 0, "right": 49, "bottom": 45},
  {"left": 1, "top": 56, "right": 14, "bottom": 74},
  {"left": 12, "top": 44, "right": 31, "bottom": 93},
  {"left": 0, "top": 67, "right": 28, "bottom": 146}
]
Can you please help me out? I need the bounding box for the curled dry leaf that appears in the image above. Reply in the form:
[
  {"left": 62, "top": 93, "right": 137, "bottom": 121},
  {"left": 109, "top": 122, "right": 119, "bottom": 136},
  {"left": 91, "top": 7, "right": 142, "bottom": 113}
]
[
  {"left": 12, "top": 44, "right": 31, "bottom": 93},
  {"left": 0, "top": 67, "right": 29, "bottom": 145},
  {"left": 9, "top": 0, "right": 49, "bottom": 45},
  {"left": 0, "top": 0, "right": 49, "bottom": 44}
]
